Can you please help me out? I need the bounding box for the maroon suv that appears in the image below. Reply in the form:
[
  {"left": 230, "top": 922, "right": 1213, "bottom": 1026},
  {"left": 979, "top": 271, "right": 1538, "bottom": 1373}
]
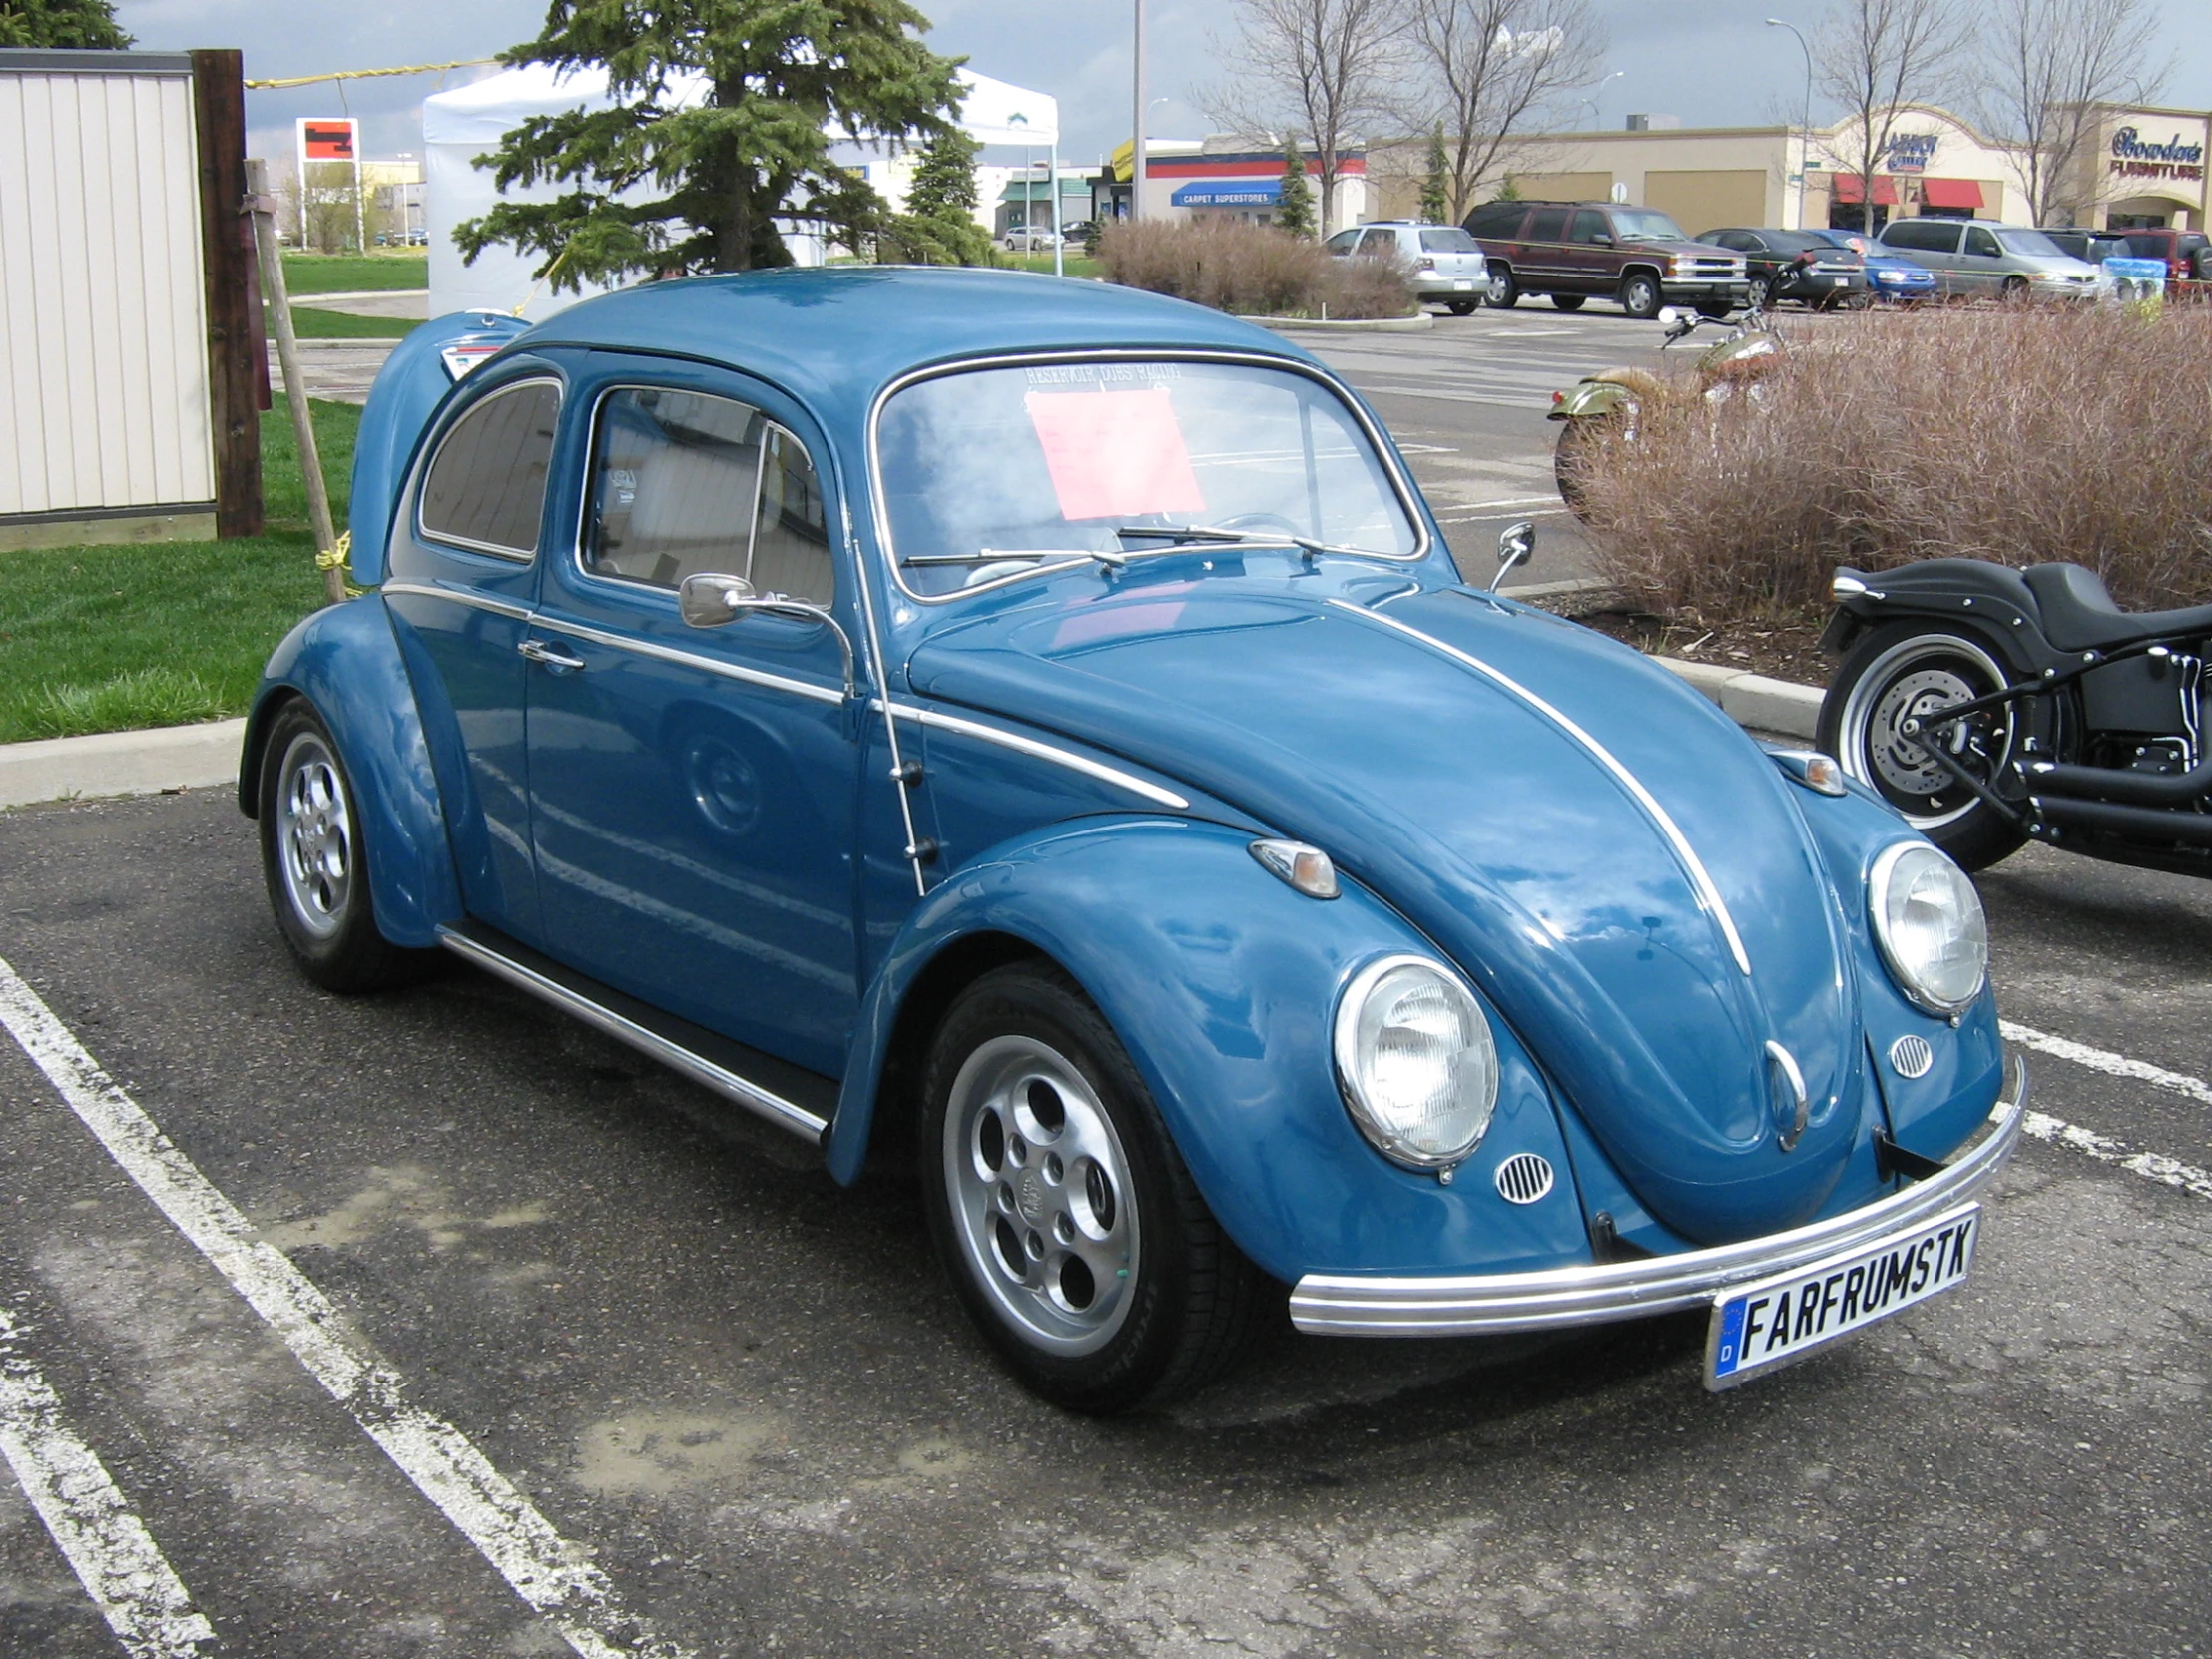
[
  {"left": 2117, "top": 227, "right": 2212, "bottom": 282},
  {"left": 1462, "top": 200, "right": 1750, "bottom": 318}
]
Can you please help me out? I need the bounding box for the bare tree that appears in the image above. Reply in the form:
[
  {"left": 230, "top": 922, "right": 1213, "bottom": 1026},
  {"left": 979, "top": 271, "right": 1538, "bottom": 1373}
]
[
  {"left": 1399, "top": 0, "right": 1606, "bottom": 221},
  {"left": 1812, "top": 0, "right": 1969, "bottom": 233},
  {"left": 1973, "top": 0, "right": 2168, "bottom": 225},
  {"left": 1207, "top": 0, "right": 1403, "bottom": 233}
]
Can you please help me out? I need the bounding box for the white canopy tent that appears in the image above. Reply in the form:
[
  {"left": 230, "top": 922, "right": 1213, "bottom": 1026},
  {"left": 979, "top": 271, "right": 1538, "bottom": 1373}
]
[{"left": 422, "top": 65, "right": 1062, "bottom": 320}]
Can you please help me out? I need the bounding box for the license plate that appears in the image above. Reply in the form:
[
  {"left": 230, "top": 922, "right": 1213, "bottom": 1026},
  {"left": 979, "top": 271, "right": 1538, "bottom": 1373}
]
[
  {"left": 1704, "top": 1203, "right": 1980, "bottom": 1390},
  {"left": 1831, "top": 276, "right": 1848, "bottom": 286},
  {"left": 1453, "top": 278, "right": 1474, "bottom": 290}
]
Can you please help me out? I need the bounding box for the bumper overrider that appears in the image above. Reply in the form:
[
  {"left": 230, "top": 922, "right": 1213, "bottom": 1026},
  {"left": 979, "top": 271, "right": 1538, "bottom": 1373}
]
[{"left": 1290, "top": 1049, "right": 2026, "bottom": 1336}]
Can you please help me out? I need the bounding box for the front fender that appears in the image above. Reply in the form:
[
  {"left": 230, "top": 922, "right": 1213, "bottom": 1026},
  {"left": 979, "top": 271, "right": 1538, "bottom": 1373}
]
[
  {"left": 239, "top": 597, "right": 461, "bottom": 948},
  {"left": 827, "top": 817, "right": 1590, "bottom": 1284}
]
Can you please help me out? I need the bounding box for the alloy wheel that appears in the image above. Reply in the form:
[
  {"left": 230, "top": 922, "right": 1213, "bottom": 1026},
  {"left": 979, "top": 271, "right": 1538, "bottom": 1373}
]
[{"left": 275, "top": 731, "right": 354, "bottom": 938}]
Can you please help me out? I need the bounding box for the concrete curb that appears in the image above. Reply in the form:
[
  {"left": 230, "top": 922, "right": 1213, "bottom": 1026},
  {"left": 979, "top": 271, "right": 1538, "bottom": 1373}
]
[
  {"left": 0, "top": 659, "right": 1825, "bottom": 814},
  {"left": 1657, "top": 657, "right": 1822, "bottom": 740},
  {"left": 0, "top": 719, "right": 245, "bottom": 812},
  {"left": 1252, "top": 313, "right": 1434, "bottom": 333}
]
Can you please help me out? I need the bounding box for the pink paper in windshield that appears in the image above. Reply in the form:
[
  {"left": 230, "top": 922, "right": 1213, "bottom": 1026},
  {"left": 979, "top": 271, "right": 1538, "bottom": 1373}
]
[{"left": 1024, "top": 389, "right": 1207, "bottom": 521}]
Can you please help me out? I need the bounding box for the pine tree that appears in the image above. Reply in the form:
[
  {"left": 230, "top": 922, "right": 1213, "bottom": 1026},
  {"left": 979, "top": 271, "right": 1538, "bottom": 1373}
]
[
  {"left": 1418, "top": 123, "right": 1450, "bottom": 225},
  {"left": 455, "top": 0, "right": 966, "bottom": 284},
  {"left": 880, "top": 123, "right": 997, "bottom": 265},
  {"left": 0, "top": 0, "right": 132, "bottom": 47},
  {"left": 1275, "top": 137, "right": 1316, "bottom": 240}
]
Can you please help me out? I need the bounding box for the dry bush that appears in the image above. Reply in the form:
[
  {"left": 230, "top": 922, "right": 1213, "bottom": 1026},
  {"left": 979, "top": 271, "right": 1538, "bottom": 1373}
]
[
  {"left": 1098, "top": 218, "right": 1414, "bottom": 319},
  {"left": 1577, "top": 306, "right": 2212, "bottom": 620}
]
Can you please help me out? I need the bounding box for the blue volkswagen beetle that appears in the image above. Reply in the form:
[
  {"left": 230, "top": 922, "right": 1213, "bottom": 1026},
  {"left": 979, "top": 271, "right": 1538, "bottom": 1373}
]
[{"left": 243, "top": 268, "right": 2023, "bottom": 1411}]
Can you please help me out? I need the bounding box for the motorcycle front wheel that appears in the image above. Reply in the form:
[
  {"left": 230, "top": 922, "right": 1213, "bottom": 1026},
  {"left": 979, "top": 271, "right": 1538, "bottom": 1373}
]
[{"left": 1818, "top": 622, "right": 2029, "bottom": 872}]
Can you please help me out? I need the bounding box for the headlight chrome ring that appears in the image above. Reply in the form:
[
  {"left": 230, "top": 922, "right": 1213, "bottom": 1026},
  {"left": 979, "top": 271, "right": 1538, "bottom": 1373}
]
[
  {"left": 1332, "top": 954, "right": 1500, "bottom": 1172},
  {"left": 1868, "top": 840, "right": 1988, "bottom": 1016}
]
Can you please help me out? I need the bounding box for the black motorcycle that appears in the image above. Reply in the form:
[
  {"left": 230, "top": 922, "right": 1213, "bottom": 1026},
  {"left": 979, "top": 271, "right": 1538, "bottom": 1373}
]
[{"left": 1818, "top": 559, "right": 2212, "bottom": 876}]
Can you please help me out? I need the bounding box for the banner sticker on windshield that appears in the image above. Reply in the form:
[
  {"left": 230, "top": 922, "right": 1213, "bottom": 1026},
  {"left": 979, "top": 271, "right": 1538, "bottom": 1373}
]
[{"left": 1024, "top": 389, "right": 1206, "bottom": 521}]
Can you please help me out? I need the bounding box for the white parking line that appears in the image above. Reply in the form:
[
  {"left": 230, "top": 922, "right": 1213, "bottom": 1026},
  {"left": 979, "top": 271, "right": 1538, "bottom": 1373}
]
[
  {"left": 2018, "top": 1111, "right": 2212, "bottom": 1202},
  {"left": 0, "top": 1306, "right": 218, "bottom": 1658},
  {"left": 0, "top": 957, "right": 693, "bottom": 1659},
  {"left": 2000, "top": 1019, "right": 2212, "bottom": 1109}
]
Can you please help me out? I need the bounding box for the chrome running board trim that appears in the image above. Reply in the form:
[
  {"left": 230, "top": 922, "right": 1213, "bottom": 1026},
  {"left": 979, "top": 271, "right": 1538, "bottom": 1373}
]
[
  {"left": 1288, "top": 1051, "right": 2026, "bottom": 1337},
  {"left": 437, "top": 925, "right": 830, "bottom": 1144}
]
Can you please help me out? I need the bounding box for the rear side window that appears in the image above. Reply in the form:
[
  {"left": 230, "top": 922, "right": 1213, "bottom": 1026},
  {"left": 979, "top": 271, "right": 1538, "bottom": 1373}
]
[
  {"left": 585, "top": 387, "right": 833, "bottom": 605},
  {"left": 1462, "top": 201, "right": 1525, "bottom": 238},
  {"left": 1357, "top": 228, "right": 1397, "bottom": 256},
  {"left": 1418, "top": 228, "right": 1478, "bottom": 252},
  {"left": 418, "top": 379, "right": 561, "bottom": 558},
  {"left": 1525, "top": 207, "right": 1570, "bottom": 241}
]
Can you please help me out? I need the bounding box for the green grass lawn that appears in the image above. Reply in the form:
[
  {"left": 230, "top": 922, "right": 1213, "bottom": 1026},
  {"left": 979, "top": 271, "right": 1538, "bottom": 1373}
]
[
  {"left": 279, "top": 253, "right": 428, "bottom": 294},
  {"left": 0, "top": 397, "right": 358, "bottom": 745},
  {"left": 276, "top": 304, "right": 421, "bottom": 339},
  {"left": 1004, "top": 252, "right": 1101, "bottom": 278}
]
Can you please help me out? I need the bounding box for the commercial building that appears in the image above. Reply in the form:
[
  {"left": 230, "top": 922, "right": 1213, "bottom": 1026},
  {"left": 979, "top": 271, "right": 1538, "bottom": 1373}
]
[
  {"left": 1089, "top": 137, "right": 1369, "bottom": 235},
  {"left": 1362, "top": 103, "right": 2205, "bottom": 235}
]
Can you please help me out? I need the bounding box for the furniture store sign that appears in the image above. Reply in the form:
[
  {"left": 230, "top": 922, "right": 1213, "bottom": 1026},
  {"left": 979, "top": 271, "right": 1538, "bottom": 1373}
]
[{"left": 2109, "top": 127, "right": 2205, "bottom": 184}]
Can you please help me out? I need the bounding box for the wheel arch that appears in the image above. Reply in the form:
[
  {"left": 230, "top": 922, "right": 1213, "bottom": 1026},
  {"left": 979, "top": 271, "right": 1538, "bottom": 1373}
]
[{"left": 240, "top": 597, "right": 463, "bottom": 948}]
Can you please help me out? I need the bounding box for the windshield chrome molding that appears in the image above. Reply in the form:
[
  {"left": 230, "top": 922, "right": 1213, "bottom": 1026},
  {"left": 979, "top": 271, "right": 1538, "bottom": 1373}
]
[
  {"left": 1290, "top": 1053, "right": 2026, "bottom": 1336},
  {"left": 528, "top": 613, "right": 845, "bottom": 705},
  {"left": 879, "top": 701, "right": 1192, "bottom": 811},
  {"left": 864, "top": 348, "right": 1435, "bottom": 608},
  {"left": 380, "top": 581, "right": 534, "bottom": 622},
  {"left": 1327, "top": 598, "right": 1754, "bottom": 976}
]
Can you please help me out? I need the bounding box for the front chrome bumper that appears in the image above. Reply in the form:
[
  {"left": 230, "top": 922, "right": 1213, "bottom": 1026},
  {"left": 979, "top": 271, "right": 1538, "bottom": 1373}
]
[{"left": 1289, "top": 1051, "right": 2027, "bottom": 1337}]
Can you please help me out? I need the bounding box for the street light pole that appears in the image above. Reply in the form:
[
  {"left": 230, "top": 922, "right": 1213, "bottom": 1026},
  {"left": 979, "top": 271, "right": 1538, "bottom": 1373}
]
[
  {"left": 1131, "top": 0, "right": 1146, "bottom": 222},
  {"left": 1766, "top": 18, "right": 1814, "bottom": 231},
  {"left": 1581, "top": 70, "right": 1624, "bottom": 133}
]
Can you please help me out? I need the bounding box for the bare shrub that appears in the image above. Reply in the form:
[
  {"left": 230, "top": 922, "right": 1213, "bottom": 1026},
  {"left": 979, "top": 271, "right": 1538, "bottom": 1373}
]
[
  {"left": 1098, "top": 218, "right": 1414, "bottom": 319},
  {"left": 1577, "top": 305, "right": 2212, "bottom": 620}
]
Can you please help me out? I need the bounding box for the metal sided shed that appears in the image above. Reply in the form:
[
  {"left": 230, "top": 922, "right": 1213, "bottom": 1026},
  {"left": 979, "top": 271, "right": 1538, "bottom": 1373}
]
[{"left": 0, "top": 48, "right": 259, "bottom": 552}]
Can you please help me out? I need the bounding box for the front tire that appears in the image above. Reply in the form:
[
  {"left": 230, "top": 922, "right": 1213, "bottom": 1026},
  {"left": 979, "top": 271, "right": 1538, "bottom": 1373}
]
[
  {"left": 1817, "top": 623, "right": 2029, "bottom": 871},
  {"left": 1746, "top": 275, "right": 1773, "bottom": 311},
  {"left": 1619, "top": 272, "right": 1663, "bottom": 319},
  {"left": 258, "top": 700, "right": 435, "bottom": 991},
  {"left": 919, "top": 963, "right": 1265, "bottom": 1413}
]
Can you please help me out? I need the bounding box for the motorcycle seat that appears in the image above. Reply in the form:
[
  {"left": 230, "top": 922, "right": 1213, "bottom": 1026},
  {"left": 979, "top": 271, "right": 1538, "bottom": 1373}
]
[{"left": 2022, "top": 563, "right": 2212, "bottom": 654}]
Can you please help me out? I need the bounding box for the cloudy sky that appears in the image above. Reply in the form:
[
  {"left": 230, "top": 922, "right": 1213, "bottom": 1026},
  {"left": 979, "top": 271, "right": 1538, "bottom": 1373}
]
[{"left": 116, "top": 0, "right": 2204, "bottom": 171}]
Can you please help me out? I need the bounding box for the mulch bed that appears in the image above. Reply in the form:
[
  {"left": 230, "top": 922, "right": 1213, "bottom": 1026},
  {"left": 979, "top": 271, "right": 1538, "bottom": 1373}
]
[{"left": 1566, "top": 603, "right": 1834, "bottom": 689}]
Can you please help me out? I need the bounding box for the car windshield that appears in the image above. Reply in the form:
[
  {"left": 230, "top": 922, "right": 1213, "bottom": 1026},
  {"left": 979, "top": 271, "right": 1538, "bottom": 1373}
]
[
  {"left": 1419, "top": 228, "right": 1480, "bottom": 252},
  {"left": 1996, "top": 230, "right": 2067, "bottom": 258},
  {"left": 1610, "top": 209, "right": 1689, "bottom": 241},
  {"left": 876, "top": 359, "right": 1421, "bottom": 597}
]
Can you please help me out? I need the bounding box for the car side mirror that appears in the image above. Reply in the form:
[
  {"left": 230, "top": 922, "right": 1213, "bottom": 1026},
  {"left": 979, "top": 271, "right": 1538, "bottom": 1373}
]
[
  {"left": 1590, "top": 233, "right": 1612, "bottom": 247},
  {"left": 679, "top": 572, "right": 756, "bottom": 628},
  {"left": 1490, "top": 521, "right": 1536, "bottom": 591}
]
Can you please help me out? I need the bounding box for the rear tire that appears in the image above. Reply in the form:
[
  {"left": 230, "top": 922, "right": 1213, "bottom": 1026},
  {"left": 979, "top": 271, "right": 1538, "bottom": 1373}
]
[
  {"left": 258, "top": 700, "right": 437, "bottom": 992},
  {"left": 1817, "top": 622, "right": 2029, "bottom": 872},
  {"left": 919, "top": 963, "right": 1266, "bottom": 1413},
  {"left": 1551, "top": 294, "right": 1585, "bottom": 311},
  {"left": 1553, "top": 415, "right": 1613, "bottom": 523},
  {"left": 1445, "top": 299, "right": 1478, "bottom": 315},
  {"left": 1485, "top": 265, "right": 1519, "bottom": 308},
  {"left": 1619, "top": 272, "right": 1663, "bottom": 319}
]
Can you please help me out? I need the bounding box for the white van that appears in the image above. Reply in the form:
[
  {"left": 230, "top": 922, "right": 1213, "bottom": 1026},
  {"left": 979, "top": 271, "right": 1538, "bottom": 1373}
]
[{"left": 1875, "top": 220, "right": 2098, "bottom": 299}]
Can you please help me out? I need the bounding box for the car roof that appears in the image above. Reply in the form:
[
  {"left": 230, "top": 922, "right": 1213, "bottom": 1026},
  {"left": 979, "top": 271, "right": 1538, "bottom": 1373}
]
[{"left": 510, "top": 267, "right": 1313, "bottom": 423}]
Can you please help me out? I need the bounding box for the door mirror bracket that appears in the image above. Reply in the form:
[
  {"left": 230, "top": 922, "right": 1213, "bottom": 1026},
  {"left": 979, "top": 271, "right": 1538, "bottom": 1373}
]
[
  {"left": 1490, "top": 521, "right": 1536, "bottom": 591},
  {"left": 678, "top": 572, "right": 860, "bottom": 699}
]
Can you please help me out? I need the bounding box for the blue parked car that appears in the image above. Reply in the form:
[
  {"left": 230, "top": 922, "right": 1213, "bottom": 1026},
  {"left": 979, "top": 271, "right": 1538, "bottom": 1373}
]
[
  {"left": 244, "top": 269, "right": 2023, "bottom": 1411},
  {"left": 1806, "top": 229, "right": 1938, "bottom": 303}
]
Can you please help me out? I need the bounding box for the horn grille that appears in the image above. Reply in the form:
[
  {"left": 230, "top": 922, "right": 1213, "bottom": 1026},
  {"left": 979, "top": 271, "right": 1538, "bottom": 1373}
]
[
  {"left": 1493, "top": 1152, "right": 1555, "bottom": 1205},
  {"left": 1889, "top": 1034, "right": 1935, "bottom": 1079}
]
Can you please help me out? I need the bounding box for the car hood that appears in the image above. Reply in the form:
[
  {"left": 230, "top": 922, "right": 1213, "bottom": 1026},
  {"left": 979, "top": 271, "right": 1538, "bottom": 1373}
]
[{"left": 909, "top": 577, "right": 1867, "bottom": 1245}]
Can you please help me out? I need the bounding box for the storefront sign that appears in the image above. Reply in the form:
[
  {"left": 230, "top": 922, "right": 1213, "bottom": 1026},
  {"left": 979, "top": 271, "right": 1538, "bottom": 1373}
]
[
  {"left": 1885, "top": 133, "right": 1939, "bottom": 174},
  {"left": 2109, "top": 126, "right": 2206, "bottom": 184}
]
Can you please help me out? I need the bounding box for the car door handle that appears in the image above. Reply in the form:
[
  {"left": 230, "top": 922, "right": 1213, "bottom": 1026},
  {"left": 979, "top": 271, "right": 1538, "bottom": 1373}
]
[{"left": 517, "top": 638, "right": 586, "bottom": 673}]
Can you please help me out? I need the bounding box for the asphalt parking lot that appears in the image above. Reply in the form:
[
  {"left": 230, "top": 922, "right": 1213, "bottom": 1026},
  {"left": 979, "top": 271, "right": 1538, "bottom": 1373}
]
[{"left": 2, "top": 779, "right": 2208, "bottom": 1658}]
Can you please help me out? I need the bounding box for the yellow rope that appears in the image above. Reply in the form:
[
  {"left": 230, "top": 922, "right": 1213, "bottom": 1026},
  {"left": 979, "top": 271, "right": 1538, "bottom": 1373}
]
[
  {"left": 313, "top": 531, "right": 365, "bottom": 596},
  {"left": 246, "top": 59, "right": 495, "bottom": 91}
]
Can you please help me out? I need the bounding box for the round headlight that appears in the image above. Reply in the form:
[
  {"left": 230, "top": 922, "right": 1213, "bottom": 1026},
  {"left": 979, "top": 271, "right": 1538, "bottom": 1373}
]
[
  {"left": 1869, "top": 841, "right": 1987, "bottom": 1015},
  {"left": 1333, "top": 955, "right": 1499, "bottom": 1168}
]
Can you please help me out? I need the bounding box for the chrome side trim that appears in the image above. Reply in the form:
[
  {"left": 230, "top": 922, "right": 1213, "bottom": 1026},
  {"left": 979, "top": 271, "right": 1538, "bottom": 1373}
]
[
  {"left": 380, "top": 581, "right": 534, "bottom": 622},
  {"left": 437, "top": 926, "right": 830, "bottom": 1143},
  {"left": 881, "top": 701, "right": 1192, "bottom": 811},
  {"left": 865, "top": 349, "right": 1434, "bottom": 607},
  {"left": 1288, "top": 1052, "right": 2026, "bottom": 1336},
  {"left": 527, "top": 612, "right": 845, "bottom": 705},
  {"left": 1327, "top": 598, "right": 1754, "bottom": 976}
]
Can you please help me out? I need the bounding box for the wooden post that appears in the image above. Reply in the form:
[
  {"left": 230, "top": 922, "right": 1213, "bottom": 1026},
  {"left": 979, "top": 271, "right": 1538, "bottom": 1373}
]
[
  {"left": 191, "top": 48, "right": 262, "bottom": 539},
  {"left": 246, "top": 158, "right": 346, "bottom": 605}
]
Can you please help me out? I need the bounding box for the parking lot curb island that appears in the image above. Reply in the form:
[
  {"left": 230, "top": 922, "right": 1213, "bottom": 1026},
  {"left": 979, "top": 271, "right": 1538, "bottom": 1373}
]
[
  {"left": 0, "top": 719, "right": 245, "bottom": 812},
  {"left": 1252, "top": 313, "right": 1435, "bottom": 333},
  {"left": 1658, "top": 657, "right": 1821, "bottom": 740}
]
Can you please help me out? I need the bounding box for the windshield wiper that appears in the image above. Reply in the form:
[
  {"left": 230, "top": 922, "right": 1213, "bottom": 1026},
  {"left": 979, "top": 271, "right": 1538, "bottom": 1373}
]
[
  {"left": 899, "top": 549, "right": 1098, "bottom": 567},
  {"left": 1112, "top": 524, "right": 1399, "bottom": 563}
]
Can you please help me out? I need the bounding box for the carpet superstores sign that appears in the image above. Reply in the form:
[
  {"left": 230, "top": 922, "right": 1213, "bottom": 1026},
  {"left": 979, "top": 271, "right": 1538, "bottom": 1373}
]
[{"left": 1159, "top": 150, "right": 1363, "bottom": 212}]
